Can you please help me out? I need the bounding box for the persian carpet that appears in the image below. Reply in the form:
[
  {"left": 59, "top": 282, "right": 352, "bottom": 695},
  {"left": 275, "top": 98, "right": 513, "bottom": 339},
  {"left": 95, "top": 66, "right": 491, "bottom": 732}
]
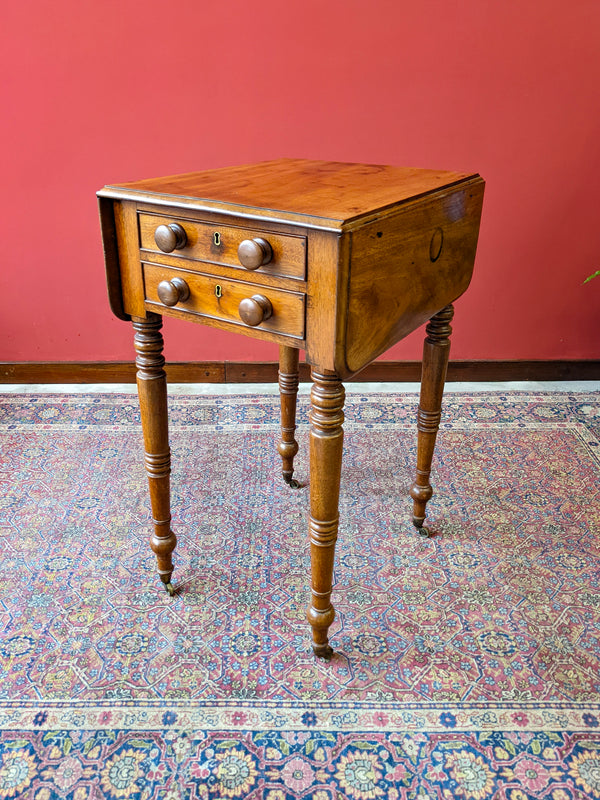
[{"left": 0, "top": 389, "right": 599, "bottom": 800}]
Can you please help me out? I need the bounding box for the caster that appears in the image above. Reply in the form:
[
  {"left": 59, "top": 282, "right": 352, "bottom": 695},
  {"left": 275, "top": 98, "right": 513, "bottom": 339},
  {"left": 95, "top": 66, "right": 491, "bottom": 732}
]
[
  {"left": 312, "top": 643, "right": 334, "bottom": 660},
  {"left": 412, "top": 515, "right": 431, "bottom": 537}
]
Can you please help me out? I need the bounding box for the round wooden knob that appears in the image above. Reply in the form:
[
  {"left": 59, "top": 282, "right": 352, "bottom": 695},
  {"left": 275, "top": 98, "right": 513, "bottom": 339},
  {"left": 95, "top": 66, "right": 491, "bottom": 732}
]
[
  {"left": 238, "top": 294, "right": 273, "bottom": 326},
  {"left": 237, "top": 238, "right": 273, "bottom": 270},
  {"left": 154, "top": 223, "right": 187, "bottom": 253},
  {"left": 157, "top": 277, "right": 190, "bottom": 306}
]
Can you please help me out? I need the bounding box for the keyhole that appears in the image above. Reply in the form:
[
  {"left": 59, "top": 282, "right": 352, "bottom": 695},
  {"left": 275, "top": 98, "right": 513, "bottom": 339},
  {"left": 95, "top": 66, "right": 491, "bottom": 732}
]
[
  {"left": 215, "top": 284, "right": 222, "bottom": 298},
  {"left": 213, "top": 232, "right": 221, "bottom": 246}
]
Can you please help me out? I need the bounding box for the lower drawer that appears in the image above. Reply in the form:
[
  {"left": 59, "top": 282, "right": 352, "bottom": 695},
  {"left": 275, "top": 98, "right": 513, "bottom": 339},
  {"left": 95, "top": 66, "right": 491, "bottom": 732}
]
[{"left": 143, "top": 264, "right": 305, "bottom": 339}]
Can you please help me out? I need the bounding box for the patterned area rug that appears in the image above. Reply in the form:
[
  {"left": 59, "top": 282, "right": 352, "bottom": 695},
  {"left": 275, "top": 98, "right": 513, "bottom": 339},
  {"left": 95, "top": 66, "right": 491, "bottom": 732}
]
[{"left": 0, "top": 389, "right": 599, "bottom": 799}]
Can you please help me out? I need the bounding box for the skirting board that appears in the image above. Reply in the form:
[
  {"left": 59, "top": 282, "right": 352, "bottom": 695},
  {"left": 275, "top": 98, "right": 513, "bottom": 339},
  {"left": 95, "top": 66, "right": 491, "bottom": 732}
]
[{"left": 1, "top": 361, "right": 599, "bottom": 384}]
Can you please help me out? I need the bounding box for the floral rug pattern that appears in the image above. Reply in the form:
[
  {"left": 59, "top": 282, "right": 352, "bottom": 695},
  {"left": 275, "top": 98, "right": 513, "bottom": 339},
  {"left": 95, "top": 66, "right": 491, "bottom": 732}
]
[{"left": 0, "top": 390, "right": 599, "bottom": 798}]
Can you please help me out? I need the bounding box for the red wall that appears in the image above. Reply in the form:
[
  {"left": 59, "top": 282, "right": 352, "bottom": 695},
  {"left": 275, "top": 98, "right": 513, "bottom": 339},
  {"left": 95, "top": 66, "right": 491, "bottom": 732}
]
[{"left": 2, "top": 0, "right": 599, "bottom": 364}]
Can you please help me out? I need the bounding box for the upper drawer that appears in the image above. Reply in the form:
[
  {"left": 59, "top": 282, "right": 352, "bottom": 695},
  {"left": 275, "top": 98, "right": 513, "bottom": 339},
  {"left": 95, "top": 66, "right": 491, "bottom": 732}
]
[{"left": 138, "top": 212, "right": 307, "bottom": 280}]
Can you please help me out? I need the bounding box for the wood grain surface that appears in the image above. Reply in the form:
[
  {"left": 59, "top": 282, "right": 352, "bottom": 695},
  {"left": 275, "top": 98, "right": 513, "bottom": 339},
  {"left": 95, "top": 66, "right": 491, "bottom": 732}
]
[
  {"left": 139, "top": 211, "right": 307, "bottom": 280},
  {"left": 143, "top": 264, "right": 306, "bottom": 340},
  {"left": 103, "top": 159, "right": 476, "bottom": 227}
]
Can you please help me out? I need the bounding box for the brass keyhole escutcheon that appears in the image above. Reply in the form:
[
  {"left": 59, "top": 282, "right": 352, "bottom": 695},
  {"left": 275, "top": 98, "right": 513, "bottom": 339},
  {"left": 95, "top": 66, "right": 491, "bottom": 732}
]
[
  {"left": 215, "top": 284, "right": 222, "bottom": 299},
  {"left": 213, "top": 232, "right": 221, "bottom": 246}
]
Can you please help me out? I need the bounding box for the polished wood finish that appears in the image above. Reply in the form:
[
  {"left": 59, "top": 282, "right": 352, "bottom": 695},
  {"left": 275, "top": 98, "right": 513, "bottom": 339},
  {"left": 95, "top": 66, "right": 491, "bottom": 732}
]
[
  {"left": 238, "top": 294, "right": 273, "bottom": 327},
  {"left": 345, "top": 180, "right": 483, "bottom": 374},
  {"left": 410, "top": 305, "right": 455, "bottom": 534},
  {"left": 154, "top": 222, "right": 187, "bottom": 253},
  {"left": 238, "top": 238, "right": 273, "bottom": 270},
  {"left": 157, "top": 276, "right": 190, "bottom": 307},
  {"left": 278, "top": 345, "right": 300, "bottom": 486},
  {"left": 139, "top": 212, "right": 306, "bottom": 280},
  {"left": 4, "top": 359, "right": 599, "bottom": 385},
  {"left": 307, "top": 370, "right": 345, "bottom": 659},
  {"left": 114, "top": 200, "right": 146, "bottom": 319},
  {"left": 105, "top": 159, "right": 473, "bottom": 230},
  {"left": 98, "top": 159, "right": 485, "bottom": 657},
  {"left": 132, "top": 314, "right": 177, "bottom": 595},
  {"left": 98, "top": 196, "right": 128, "bottom": 321},
  {"left": 143, "top": 264, "right": 305, "bottom": 340}
]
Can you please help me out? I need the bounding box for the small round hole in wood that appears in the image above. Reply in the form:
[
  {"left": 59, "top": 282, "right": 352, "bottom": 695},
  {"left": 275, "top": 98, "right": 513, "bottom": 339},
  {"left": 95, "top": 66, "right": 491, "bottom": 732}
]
[{"left": 429, "top": 227, "right": 444, "bottom": 262}]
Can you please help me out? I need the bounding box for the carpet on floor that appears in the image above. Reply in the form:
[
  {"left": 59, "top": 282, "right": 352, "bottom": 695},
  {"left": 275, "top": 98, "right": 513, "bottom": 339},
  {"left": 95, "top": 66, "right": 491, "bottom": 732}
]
[{"left": 0, "top": 390, "right": 599, "bottom": 799}]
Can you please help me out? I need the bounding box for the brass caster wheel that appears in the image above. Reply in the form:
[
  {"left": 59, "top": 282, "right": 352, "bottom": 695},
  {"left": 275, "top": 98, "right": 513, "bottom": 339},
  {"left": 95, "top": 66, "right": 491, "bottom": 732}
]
[
  {"left": 283, "top": 472, "right": 301, "bottom": 489},
  {"left": 412, "top": 515, "right": 431, "bottom": 537},
  {"left": 165, "top": 582, "right": 175, "bottom": 597}
]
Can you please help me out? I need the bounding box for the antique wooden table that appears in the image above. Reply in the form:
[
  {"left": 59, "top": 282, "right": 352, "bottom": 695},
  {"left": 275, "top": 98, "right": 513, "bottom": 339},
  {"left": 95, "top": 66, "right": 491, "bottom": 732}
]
[{"left": 98, "top": 159, "right": 484, "bottom": 658}]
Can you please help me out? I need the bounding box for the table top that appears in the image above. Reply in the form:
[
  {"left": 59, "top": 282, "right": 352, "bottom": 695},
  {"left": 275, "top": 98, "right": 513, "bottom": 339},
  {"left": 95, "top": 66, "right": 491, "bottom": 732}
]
[
  {"left": 98, "top": 158, "right": 484, "bottom": 377},
  {"left": 101, "top": 158, "right": 478, "bottom": 229}
]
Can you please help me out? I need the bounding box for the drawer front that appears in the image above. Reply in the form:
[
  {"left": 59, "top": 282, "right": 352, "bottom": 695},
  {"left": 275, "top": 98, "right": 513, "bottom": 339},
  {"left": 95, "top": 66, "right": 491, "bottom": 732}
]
[
  {"left": 143, "top": 264, "right": 305, "bottom": 339},
  {"left": 139, "top": 213, "right": 306, "bottom": 280}
]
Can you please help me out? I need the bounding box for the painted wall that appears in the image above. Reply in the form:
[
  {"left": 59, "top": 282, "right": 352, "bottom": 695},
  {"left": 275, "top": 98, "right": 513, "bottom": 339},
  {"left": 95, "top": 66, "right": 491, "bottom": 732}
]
[{"left": 2, "top": 0, "right": 599, "bottom": 364}]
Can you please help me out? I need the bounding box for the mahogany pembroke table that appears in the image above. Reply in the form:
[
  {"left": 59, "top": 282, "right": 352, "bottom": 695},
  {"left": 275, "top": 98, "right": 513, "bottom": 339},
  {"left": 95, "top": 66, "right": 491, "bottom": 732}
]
[{"left": 98, "top": 159, "right": 484, "bottom": 658}]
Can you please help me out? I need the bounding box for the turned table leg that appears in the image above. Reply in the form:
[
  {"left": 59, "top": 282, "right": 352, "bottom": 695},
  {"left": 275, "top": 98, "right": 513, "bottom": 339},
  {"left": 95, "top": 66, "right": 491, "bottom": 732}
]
[
  {"left": 307, "top": 369, "right": 345, "bottom": 658},
  {"left": 277, "top": 345, "right": 300, "bottom": 488},
  {"left": 410, "top": 304, "right": 454, "bottom": 536},
  {"left": 132, "top": 314, "right": 177, "bottom": 595}
]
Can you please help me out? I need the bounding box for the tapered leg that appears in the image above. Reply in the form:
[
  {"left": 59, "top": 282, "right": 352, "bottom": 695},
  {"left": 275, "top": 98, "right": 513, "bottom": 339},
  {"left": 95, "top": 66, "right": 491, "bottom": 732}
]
[
  {"left": 307, "top": 369, "right": 345, "bottom": 658},
  {"left": 410, "top": 304, "right": 454, "bottom": 536},
  {"left": 132, "top": 314, "right": 177, "bottom": 595},
  {"left": 277, "top": 345, "right": 300, "bottom": 488}
]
